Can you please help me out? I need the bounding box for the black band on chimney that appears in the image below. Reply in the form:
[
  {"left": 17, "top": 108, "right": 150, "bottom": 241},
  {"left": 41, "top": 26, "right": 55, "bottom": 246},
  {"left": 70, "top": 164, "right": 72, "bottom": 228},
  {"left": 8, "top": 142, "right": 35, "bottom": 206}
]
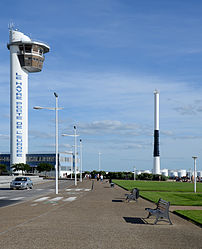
[{"left": 153, "top": 130, "right": 160, "bottom": 157}]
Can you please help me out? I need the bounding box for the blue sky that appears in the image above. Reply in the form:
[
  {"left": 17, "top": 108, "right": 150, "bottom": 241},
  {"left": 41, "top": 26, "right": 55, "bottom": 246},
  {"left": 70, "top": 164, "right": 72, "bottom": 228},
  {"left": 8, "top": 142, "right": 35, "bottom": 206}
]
[{"left": 0, "top": 0, "right": 202, "bottom": 172}]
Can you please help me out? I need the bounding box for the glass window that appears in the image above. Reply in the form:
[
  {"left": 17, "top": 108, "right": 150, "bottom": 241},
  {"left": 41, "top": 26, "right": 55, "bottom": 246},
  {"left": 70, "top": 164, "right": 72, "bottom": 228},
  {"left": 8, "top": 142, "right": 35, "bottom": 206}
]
[
  {"left": 32, "top": 45, "right": 38, "bottom": 52},
  {"left": 19, "top": 45, "right": 24, "bottom": 52},
  {"left": 25, "top": 45, "right": 32, "bottom": 53}
]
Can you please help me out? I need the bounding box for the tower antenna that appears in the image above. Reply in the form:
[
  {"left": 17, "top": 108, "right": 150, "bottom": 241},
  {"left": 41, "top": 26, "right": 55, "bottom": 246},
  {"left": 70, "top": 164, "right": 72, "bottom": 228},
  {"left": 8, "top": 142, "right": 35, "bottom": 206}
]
[{"left": 8, "top": 21, "right": 14, "bottom": 31}]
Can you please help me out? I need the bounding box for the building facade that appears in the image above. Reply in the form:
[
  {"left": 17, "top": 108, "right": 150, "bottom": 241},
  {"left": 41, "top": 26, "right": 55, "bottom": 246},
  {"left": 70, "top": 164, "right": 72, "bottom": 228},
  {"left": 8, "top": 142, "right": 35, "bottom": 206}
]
[{"left": 0, "top": 152, "right": 77, "bottom": 178}]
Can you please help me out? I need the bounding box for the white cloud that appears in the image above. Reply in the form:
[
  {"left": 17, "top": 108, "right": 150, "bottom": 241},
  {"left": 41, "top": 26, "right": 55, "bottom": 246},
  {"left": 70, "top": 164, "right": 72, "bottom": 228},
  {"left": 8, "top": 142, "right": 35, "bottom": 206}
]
[
  {"left": 161, "top": 130, "right": 174, "bottom": 136},
  {"left": 29, "top": 130, "right": 54, "bottom": 139},
  {"left": 76, "top": 120, "right": 141, "bottom": 136},
  {"left": 173, "top": 105, "right": 196, "bottom": 115}
]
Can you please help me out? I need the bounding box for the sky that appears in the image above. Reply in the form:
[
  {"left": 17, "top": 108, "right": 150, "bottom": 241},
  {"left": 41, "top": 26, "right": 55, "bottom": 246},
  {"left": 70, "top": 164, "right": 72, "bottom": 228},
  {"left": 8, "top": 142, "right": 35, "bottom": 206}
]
[{"left": 0, "top": 0, "right": 202, "bottom": 172}]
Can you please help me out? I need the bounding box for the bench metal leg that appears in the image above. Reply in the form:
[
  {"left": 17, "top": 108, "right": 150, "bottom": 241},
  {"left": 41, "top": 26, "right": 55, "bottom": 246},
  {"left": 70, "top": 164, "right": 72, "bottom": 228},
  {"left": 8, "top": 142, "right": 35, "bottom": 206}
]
[
  {"left": 154, "top": 216, "right": 159, "bottom": 225},
  {"left": 153, "top": 216, "right": 172, "bottom": 225},
  {"left": 168, "top": 216, "right": 172, "bottom": 225},
  {"left": 146, "top": 213, "right": 151, "bottom": 218}
]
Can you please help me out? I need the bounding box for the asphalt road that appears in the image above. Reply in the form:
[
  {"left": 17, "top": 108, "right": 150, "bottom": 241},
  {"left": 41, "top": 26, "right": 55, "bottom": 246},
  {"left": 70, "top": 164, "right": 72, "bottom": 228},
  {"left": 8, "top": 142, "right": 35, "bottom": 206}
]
[{"left": 0, "top": 179, "right": 74, "bottom": 208}]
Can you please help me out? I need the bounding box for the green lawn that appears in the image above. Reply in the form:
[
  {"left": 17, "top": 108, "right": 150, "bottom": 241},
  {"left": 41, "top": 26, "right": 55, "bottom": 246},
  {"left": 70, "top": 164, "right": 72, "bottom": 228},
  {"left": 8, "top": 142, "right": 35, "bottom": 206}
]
[
  {"left": 140, "top": 191, "right": 202, "bottom": 206},
  {"left": 174, "top": 210, "right": 202, "bottom": 226},
  {"left": 113, "top": 180, "right": 202, "bottom": 192},
  {"left": 113, "top": 179, "right": 202, "bottom": 224}
]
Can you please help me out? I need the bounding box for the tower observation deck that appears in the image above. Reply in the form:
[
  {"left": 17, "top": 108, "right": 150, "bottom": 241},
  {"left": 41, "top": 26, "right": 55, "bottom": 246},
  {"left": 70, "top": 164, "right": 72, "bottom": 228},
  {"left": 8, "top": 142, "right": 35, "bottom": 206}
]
[
  {"left": 7, "top": 29, "right": 49, "bottom": 72},
  {"left": 7, "top": 29, "right": 50, "bottom": 167}
]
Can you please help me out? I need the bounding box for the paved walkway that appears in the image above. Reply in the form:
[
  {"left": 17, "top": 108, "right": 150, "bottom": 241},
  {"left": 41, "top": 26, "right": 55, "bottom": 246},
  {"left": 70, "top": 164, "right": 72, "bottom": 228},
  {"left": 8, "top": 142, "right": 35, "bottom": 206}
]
[
  {"left": 0, "top": 180, "right": 201, "bottom": 249},
  {"left": 170, "top": 205, "right": 202, "bottom": 211}
]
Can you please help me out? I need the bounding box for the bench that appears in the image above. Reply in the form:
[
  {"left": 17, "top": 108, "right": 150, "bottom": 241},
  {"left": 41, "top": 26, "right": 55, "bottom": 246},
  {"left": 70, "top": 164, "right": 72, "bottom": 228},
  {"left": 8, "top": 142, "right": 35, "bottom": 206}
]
[
  {"left": 145, "top": 198, "right": 172, "bottom": 225},
  {"left": 109, "top": 179, "right": 114, "bottom": 187},
  {"left": 110, "top": 183, "right": 114, "bottom": 187},
  {"left": 125, "top": 188, "right": 139, "bottom": 202}
]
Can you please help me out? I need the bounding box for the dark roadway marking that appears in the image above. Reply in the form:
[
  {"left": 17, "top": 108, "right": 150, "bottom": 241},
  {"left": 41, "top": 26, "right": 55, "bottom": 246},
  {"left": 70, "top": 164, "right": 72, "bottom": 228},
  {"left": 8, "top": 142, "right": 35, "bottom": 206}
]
[{"left": 0, "top": 199, "right": 20, "bottom": 208}]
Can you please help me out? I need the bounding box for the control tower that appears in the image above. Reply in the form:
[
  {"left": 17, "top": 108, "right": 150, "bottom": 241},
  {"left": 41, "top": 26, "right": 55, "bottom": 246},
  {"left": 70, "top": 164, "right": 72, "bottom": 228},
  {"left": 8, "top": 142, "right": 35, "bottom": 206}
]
[{"left": 7, "top": 28, "right": 50, "bottom": 166}]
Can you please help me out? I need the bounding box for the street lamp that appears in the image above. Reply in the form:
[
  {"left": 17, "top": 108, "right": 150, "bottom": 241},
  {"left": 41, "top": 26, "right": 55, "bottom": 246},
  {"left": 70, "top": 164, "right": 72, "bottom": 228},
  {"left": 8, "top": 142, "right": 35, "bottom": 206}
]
[
  {"left": 74, "top": 126, "right": 77, "bottom": 186},
  {"left": 134, "top": 167, "right": 136, "bottom": 181},
  {"left": 68, "top": 151, "right": 73, "bottom": 179},
  {"left": 98, "top": 152, "right": 101, "bottom": 172},
  {"left": 192, "top": 156, "right": 197, "bottom": 193},
  {"left": 80, "top": 139, "right": 83, "bottom": 182},
  {"left": 33, "top": 92, "right": 63, "bottom": 195},
  {"left": 62, "top": 127, "right": 79, "bottom": 186}
]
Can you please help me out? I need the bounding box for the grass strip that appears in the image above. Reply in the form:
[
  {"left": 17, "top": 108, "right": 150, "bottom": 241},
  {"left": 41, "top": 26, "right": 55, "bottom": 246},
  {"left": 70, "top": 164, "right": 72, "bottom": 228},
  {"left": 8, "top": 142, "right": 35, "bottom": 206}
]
[
  {"left": 140, "top": 191, "right": 202, "bottom": 206},
  {"left": 113, "top": 180, "right": 202, "bottom": 192},
  {"left": 174, "top": 210, "right": 202, "bottom": 227}
]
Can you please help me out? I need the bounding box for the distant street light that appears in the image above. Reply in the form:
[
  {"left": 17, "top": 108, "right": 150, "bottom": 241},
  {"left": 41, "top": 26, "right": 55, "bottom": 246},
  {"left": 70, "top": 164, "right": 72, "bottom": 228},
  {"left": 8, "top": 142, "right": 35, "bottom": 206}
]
[
  {"left": 134, "top": 167, "right": 136, "bottom": 181},
  {"left": 62, "top": 128, "right": 79, "bottom": 186},
  {"left": 98, "top": 152, "right": 101, "bottom": 171},
  {"left": 33, "top": 92, "right": 63, "bottom": 195},
  {"left": 192, "top": 156, "right": 197, "bottom": 193},
  {"left": 69, "top": 151, "right": 73, "bottom": 179},
  {"left": 80, "top": 139, "right": 83, "bottom": 182},
  {"left": 74, "top": 126, "right": 77, "bottom": 186}
]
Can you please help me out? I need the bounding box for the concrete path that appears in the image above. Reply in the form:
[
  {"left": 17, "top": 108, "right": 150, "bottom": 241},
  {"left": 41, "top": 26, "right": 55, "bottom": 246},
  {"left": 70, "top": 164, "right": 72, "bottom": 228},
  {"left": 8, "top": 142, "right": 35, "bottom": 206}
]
[
  {"left": 170, "top": 205, "right": 202, "bottom": 211},
  {"left": 0, "top": 180, "right": 201, "bottom": 249}
]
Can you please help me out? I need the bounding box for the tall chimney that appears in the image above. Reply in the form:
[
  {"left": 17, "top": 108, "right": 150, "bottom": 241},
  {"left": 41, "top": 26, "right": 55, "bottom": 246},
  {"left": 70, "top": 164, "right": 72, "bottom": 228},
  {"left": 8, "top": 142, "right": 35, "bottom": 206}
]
[{"left": 153, "top": 90, "right": 160, "bottom": 174}]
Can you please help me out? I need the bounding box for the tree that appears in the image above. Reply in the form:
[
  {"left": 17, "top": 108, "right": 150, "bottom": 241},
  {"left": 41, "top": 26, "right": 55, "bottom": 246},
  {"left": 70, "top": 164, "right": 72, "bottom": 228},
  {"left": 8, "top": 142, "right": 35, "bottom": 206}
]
[
  {"left": 0, "top": 164, "right": 7, "bottom": 175},
  {"left": 139, "top": 173, "right": 153, "bottom": 181},
  {"left": 11, "top": 163, "right": 31, "bottom": 175},
  {"left": 36, "top": 163, "right": 54, "bottom": 178}
]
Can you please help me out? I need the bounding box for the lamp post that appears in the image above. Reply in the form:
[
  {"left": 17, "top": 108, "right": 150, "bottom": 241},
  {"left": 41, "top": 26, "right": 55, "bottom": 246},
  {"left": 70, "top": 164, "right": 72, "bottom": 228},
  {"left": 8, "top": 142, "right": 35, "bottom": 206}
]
[
  {"left": 80, "top": 139, "right": 83, "bottom": 182},
  {"left": 54, "top": 93, "right": 59, "bottom": 195},
  {"left": 192, "top": 156, "right": 197, "bottom": 193},
  {"left": 98, "top": 152, "right": 101, "bottom": 172},
  {"left": 62, "top": 128, "right": 79, "bottom": 186},
  {"left": 33, "top": 92, "right": 63, "bottom": 195},
  {"left": 134, "top": 167, "right": 136, "bottom": 181},
  {"left": 74, "top": 126, "right": 77, "bottom": 186},
  {"left": 70, "top": 151, "right": 73, "bottom": 179}
]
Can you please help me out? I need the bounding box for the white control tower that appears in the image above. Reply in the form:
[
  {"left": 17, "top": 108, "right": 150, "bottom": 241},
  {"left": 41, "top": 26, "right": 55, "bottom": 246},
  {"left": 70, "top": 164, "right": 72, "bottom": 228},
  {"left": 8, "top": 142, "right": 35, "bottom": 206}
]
[{"left": 7, "top": 28, "right": 50, "bottom": 166}]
